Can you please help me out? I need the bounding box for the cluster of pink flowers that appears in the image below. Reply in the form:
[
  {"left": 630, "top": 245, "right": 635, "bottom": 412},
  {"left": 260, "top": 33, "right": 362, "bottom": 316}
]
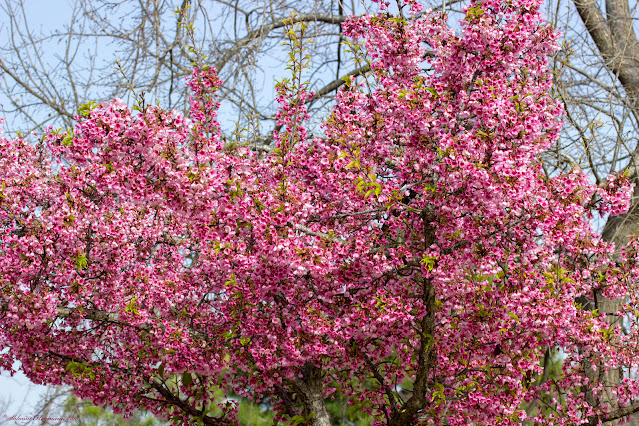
[
  {"left": 596, "top": 172, "right": 634, "bottom": 216},
  {"left": 1, "top": 0, "right": 639, "bottom": 424}
]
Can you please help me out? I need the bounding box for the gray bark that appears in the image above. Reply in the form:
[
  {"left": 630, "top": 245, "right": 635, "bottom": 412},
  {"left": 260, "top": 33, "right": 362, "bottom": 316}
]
[
  {"left": 294, "top": 363, "right": 333, "bottom": 426},
  {"left": 572, "top": 0, "right": 639, "bottom": 422}
]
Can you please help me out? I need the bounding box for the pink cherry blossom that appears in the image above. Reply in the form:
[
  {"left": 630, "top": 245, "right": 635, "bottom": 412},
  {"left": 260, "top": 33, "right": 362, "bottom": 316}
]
[{"left": 1, "top": 0, "right": 639, "bottom": 424}]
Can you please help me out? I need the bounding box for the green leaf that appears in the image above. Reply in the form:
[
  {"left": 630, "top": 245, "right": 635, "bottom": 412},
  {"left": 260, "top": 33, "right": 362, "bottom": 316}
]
[
  {"left": 125, "top": 297, "right": 139, "bottom": 314},
  {"left": 466, "top": 6, "right": 485, "bottom": 19},
  {"left": 158, "top": 363, "right": 165, "bottom": 379},
  {"left": 426, "top": 87, "right": 438, "bottom": 98},
  {"left": 65, "top": 361, "right": 81, "bottom": 372},
  {"left": 291, "top": 415, "right": 309, "bottom": 426},
  {"left": 77, "top": 101, "right": 98, "bottom": 117},
  {"left": 74, "top": 252, "right": 88, "bottom": 270},
  {"left": 225, "top": 272, "right": 236, "bottom": 286},
  {"left": 182, "top": 372, "right": 193, "bottom": 387},
  {"left": 421, "top": 255, "right": 437, "bottom": 272}
]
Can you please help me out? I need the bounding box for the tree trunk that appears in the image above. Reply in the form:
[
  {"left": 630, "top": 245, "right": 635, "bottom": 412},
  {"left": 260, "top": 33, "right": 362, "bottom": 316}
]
[{"left": 294, "top": 363, "right": 332, "bottom": 426}]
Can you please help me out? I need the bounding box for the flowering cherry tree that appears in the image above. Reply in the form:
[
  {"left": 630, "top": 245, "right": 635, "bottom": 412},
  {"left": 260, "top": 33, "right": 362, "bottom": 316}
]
[{"left": 2, "top": 0, "right": 639, "bottom": 424}]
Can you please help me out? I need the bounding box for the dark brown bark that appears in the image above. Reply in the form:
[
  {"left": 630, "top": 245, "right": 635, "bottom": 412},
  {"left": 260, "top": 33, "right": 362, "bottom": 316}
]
[
  {"left": 389, "top": 279, "right": 437, "bottom": 425},
  {"left": 389, "top": 207, "right": 438, "bottom": 425}
]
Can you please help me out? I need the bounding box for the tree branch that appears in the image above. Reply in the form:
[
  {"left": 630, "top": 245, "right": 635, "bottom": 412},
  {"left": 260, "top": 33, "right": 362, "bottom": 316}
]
[
  {"left": 215, "top": 13, "right": 348, "bottom": 73},
  {"left": 588, "top": 401, "right": 639, "bottom": 425},
  {"left": 0, "top": 303, "right": 210, "bottom": 342}
]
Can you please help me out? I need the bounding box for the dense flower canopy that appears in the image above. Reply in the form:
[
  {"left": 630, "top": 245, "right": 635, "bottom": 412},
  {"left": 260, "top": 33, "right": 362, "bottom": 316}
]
[{"left": 2, "top": 0, "right": 639, "bottom": 424}]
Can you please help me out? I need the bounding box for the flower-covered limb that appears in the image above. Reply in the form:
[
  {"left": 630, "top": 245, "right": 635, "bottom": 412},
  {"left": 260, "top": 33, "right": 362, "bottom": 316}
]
[
  {"left": 390, "top": 277, "right": 437, "bottom": 425},
  {"left": 43, "top": 350, "right": 237, "bottom": 425}
]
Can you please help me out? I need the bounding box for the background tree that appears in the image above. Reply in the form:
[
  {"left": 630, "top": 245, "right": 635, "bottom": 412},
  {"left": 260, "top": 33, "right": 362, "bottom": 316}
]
[
  {"left": 0, "top": 0, "right": 364, "bottom": 135},
  {"left": 541, "top": 0, "right": 639, "bottom": 421}
]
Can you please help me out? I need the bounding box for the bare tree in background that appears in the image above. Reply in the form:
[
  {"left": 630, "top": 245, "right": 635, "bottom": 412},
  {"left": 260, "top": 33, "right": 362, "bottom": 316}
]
[
  {"left": 0, "top": 0, "right": 369, "bottom": 137},
  {"left": 3, "top": 0, "right": 639, "bottom": 423},
  {"left": 535, "top": 0, "right": 639, "bottom": 423}
]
